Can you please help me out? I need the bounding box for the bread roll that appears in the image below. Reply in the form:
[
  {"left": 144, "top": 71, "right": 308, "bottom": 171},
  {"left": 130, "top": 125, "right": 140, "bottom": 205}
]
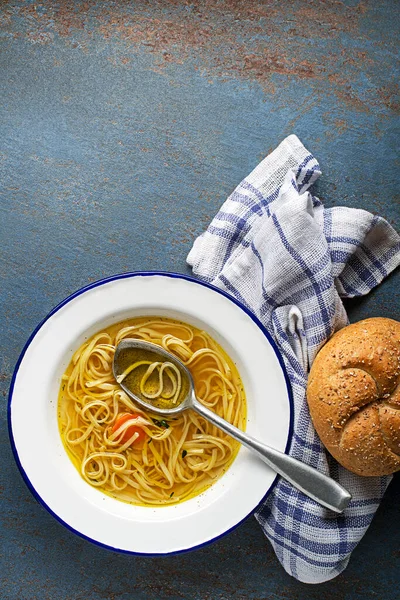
[{"left": 307, "top": 317, "right": 400, "bottom": 476}]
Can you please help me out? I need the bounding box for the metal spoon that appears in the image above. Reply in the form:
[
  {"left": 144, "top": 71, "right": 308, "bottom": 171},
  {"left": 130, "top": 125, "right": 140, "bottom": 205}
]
[{"left": 113, "top": 339, "right": 351, "bottom": 513}]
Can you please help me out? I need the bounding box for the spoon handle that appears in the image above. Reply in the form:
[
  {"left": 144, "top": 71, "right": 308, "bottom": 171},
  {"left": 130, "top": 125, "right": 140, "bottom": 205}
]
[{"left": 192, "top": 398, "right": 351, "bottom": 513}]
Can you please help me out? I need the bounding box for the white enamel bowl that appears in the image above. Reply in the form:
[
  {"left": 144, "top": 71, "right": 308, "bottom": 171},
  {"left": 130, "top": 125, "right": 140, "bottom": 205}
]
[{"left": 8, "top": 272, "right": 293, "bottom": 554}]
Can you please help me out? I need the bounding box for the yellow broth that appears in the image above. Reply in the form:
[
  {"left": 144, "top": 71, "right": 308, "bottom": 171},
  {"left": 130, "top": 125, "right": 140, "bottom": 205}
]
[
  {"left": 115, "top": 346, "right": 191, "bottom": 409},
  {"left": 58, "top": 316, "right": 246, "bottom": 506}
]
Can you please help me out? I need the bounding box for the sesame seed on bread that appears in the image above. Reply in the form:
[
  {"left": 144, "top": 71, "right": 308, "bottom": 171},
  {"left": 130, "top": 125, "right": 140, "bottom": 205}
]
[{"left": 307, "top": 317, "right": 400, "bottom": 476}]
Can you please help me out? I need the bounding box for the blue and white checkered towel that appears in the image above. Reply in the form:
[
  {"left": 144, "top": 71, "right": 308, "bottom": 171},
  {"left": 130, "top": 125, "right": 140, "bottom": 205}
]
[{"left": 187, "top": 135, "right": 400, "bottom": 584}]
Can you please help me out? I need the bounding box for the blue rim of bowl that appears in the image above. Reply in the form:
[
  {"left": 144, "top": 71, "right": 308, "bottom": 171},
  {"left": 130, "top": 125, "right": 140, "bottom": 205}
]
[{"left": 8, "top": 271, "right": 294, "bottom": 556}]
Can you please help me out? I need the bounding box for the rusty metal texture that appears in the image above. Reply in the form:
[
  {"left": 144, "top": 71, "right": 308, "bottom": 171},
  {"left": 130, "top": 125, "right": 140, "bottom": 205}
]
[{"left": 0, "top": 1, "right": 399, "bottom": 599}]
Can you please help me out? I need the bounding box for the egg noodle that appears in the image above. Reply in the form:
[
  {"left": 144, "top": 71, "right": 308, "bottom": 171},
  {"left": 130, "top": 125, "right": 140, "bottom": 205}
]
[
  {"left": 116, "top": 358, "right": 183, "bottom": 405},
  {"left": 58, "top": 317, "right": 246, "bottom": 506}
]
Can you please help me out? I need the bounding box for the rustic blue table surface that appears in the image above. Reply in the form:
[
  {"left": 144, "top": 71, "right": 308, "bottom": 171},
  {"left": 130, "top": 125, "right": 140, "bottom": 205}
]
[{"left": 1, "top": 2, "right": 399, "bottom": 599}]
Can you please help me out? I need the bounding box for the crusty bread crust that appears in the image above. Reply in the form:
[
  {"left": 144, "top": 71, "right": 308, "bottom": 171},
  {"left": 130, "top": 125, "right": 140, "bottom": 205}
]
[{"left": 307, "top": 318, "right": 400, "bottom": 476}]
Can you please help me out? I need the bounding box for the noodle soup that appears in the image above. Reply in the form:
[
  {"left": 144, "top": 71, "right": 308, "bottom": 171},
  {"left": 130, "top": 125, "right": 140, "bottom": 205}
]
[
  {"left": 58, "top": 317, "right": 246, "bottom": 506},
  {"left": 115, "top": 344, "right": 191, "bottom": 410}
]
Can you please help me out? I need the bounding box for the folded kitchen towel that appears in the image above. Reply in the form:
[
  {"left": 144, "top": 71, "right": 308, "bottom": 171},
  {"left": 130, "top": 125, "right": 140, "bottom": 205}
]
[{"left": 187, "top": 134, "right": 400, "bottom": 583}]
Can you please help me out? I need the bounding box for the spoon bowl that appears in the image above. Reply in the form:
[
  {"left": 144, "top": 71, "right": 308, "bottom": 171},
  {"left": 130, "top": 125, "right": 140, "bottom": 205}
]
[
  {"left": 113, "top": 338, "right": 193, "bottom": 416},
  {"left": 113, "top": 338, "right": 352, "bottom": 513}
]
